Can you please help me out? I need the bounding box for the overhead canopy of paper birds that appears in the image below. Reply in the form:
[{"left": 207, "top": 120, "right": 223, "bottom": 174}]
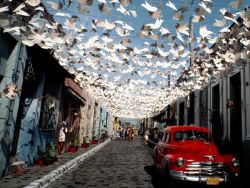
[{"left": 0, "top": 0, "right": 249, "bottom": 118}]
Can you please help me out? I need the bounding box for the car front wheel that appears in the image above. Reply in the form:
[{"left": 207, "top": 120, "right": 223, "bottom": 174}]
[
  {"left": 162, "top": 163, "right": 175, "bottom": 186},
  {"left": 152, "top": 151, "right": 157, "bottom": 167}
]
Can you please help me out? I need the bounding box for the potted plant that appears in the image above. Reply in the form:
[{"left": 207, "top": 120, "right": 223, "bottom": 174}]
[
  {"left": 91, "top": 135, "right": 98, "bottom": 144},
  {"left": 68, "top": 140, "right": 79, "bottom": 153},
  {"left": 36, "top": 144, "right": 58, "bottom": 166},
  {"left": 81, "top": 136, "right": 90, "bottom": 148},
  {"left": 101, "top": 128, "right": 108, "bottom": 141},
  {"left": 35, "top": 158, "right": 45, "bottom": 166}
]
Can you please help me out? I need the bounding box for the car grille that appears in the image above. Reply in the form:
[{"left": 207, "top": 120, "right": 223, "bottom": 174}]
[{"left": 185, "top": 161, "right": 228, "bottom": 177}]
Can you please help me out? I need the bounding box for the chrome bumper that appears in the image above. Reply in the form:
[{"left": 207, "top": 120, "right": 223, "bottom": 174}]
[{"left": 169, "top": 170, "right": 239, "bottom": 183}]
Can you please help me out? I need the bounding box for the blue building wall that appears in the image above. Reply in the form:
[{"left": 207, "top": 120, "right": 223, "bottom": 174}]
[
  {"left": 0, "top": 33, "right": 64, "bottom": 178},
  {"left": 0, "top": 33, "right": 28, "bottom": 177},
  {"left": 16, "top": 47, "right": 63, "bottom": 167},
  {"left": 16, "top": 73, "right": 46, "bottom": 165}
]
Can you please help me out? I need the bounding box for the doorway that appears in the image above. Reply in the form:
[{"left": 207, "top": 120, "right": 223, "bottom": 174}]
[
  {"left": 179, "top": 102, "right": 184, "bottom": 125},
  {"left": 211, "top": 84, "right": 222, "bottom": 147},
  {"left": 229, "top": 72, "right": 242, "bottom": 156},
  {"left": 188, "top": 92, "right": 195, "bottom": 125}
]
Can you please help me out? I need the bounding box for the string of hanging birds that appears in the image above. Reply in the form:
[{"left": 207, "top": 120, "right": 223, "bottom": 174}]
[{"left": 0, "top": 0, "right": 249, "bottom": 118}]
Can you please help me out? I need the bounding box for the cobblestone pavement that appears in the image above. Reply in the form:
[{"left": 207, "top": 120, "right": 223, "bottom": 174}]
[
  {"left": 47, "top": 136, "right": 248, "bottom": 188},
  {"left": 47, "top": 136, "right": 154, "bottom": 188},
  {"left": 0, "top": 136, "right": 247, "bottom": 188},
  {"left": 0, "top": 140, "right": 109, "bottom": 188}
]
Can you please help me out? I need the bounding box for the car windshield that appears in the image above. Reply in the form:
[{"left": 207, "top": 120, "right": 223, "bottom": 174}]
[{"left": 173, "top": 130, "right": 212, "bottom": 142}]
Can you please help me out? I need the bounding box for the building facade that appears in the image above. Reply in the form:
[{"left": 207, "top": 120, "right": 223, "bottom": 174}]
[
  {"left": 0, "top": 32, "right": 113, "bottom": 179},
  {"left": 0, "top": 30, "right": 28, "bottom": 178}
]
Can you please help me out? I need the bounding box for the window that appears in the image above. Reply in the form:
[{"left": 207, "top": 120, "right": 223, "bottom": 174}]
[
  {"left": 174, "top": 131, "right": 192, "bottom": 141},
  {"left": 39, "top": 96, "right": 57, "bottom": 131},
  {"left": 164, "top": 132, "right": 170, "bottom": 143},
  {"left": 174, "top": 130, "right": 212, "bottom": 142}
]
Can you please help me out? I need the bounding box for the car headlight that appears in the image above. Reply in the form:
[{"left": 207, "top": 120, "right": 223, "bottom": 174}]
[
  {"left": 232, "top": 158, "right": 240, "bottom": 167},
  {"left": 176, "top": 157, "right": 185, "bottom": 167}
]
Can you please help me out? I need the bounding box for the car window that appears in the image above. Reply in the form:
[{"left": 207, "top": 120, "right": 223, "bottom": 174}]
[
  {"left": 174, "top": 130, "right": 193, "bottom": 141},
  {"left": 174, "top": 130, "right": 212, "bottom": 142},
  {"left": 163, "top": 132, "right": 170, "bottom": 143},
  {"left": 195, "top": 131, "right": 212, "bottom": 142}
]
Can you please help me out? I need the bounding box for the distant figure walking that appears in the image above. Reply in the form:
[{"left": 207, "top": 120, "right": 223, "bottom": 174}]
[
  {"left": 129, "top": 127, "right": 134, "bottom": 141},
  {"left": 124, "top": 128, "right": 128, "bottom": 140}
]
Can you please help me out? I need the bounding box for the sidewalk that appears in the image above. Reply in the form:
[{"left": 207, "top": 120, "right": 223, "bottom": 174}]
[{"left": 0, "top": 139, "right": 110, "bottom": 188}]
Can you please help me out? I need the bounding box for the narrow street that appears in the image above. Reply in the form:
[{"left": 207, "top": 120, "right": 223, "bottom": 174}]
[
  {"left": 47, "top": 136, "right": 153, "bottom": 188},
  {"left": 46, "top": 136, "right": 244, "bottom": 188}
]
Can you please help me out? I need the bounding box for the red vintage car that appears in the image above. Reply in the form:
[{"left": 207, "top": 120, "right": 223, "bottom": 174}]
[{"left": 152, "top": 125, "right": 240, "bottom": 185}]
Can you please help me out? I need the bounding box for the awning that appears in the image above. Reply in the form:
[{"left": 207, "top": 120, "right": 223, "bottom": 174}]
[{"left": 64, "top": 78, "right": 86, "bottom": 104}]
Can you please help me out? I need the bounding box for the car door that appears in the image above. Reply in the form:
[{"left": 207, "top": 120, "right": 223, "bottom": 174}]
[{"left": 158, "top": 131, "right": 170, "bottom": 166}]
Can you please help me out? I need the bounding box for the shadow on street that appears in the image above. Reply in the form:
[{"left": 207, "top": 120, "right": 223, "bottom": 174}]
[{"left": 144, "top": 165, "right": 166, "bottom": 188}]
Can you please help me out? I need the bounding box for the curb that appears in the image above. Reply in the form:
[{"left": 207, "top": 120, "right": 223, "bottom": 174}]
[{"left": 24, "top": 139, "right": 111, "bottom": 188}]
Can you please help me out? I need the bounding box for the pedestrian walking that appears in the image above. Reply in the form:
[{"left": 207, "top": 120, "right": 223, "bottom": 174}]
[
  {"left": 129, "top": 127, "right": 134, "bottom": 141},
  {"left": 58, "top": 121, "right": 67, "bottom": 154},
  {"left": 58, "top": 127, "right": 65, "bottom": 154},
  {"left": 119, "top": 128, "right": 123, "bottom": 139},
  {"left": 144, "top": 129, "right": 149, "bottom": 145},
  {"left": 124, "top": 127, "right": 128, "bottom": 140}
]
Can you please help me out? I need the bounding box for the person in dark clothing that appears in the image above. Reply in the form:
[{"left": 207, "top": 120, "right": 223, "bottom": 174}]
[{"left": 124, "top": 128, "right": 128, "bottom": 140}]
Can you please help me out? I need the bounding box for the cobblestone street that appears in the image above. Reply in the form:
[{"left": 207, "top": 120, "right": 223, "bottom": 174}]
[
  {"left": 46, "top": 136, "right": 247, "bottom": 188},
  {"left": 0, "top": 136, "right": 247, "bottom": 188},
  {"left": 47, "top": 136, "right": 154, "bottom": 188}
]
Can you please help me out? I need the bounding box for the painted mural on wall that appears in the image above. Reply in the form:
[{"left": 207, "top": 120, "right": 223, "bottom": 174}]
[
  {"left": 0, "top": 39, "right": 27, "bottom": 177},
  {"left": 16, "top": 73, "right": 46, "bottom": 166},
  {"left": 16, "top": 98, "right": 42, "bottom": 165}
]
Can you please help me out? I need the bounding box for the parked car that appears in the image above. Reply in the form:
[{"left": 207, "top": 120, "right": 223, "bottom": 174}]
[{"left": 152, "top": 125, "right": 240, "bottom": 185}]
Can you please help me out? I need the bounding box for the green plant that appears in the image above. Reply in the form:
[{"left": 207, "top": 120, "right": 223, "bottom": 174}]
[
  {"left": 83, "top": 136, "right": 90, "bottom": 143},
  {"left": 69, "top": 141, "right": 75, "bottom": 147},
  {"left": 103, "top": 129, "right": 108, "bottom": 138},
  {"left": 44, "top": 144, "right": 55, "bottom": 158},
  {"left": 74, "top": 137, "right": 80, "bottom": 147},
  {"left": 37, "top": 144, "right": 57, "bottom": 165},
  {"left": 92, "top": 135, "right": 98, "bottom": 140}
]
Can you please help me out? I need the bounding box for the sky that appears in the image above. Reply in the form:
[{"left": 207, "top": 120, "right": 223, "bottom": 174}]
[{"left": 43, "top": 0, "right": 249, "bottom": 44}]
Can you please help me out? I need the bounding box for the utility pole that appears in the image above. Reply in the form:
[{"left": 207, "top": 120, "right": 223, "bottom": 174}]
[{"left": 189, "top": 16, "right": 194, "bottom": 67}]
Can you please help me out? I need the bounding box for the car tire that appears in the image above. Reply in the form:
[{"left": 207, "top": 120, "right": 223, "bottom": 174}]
[
  {"left": 158, "top": 165, "right": 173, "bottom": 186},
  {"left": 164, "top": 163, "right": 170, "bottom": 178},
  {"left": 160, "top": 160, "right": 168, "bottom": 177},
  {"left": 163, "top": 164, "right": 175, "bottom": 186},
  {"left": 152, "top": 150, "right": 157, "bottom": 168}
]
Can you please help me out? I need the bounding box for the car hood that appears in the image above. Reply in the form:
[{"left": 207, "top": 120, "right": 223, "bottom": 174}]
[{"left": 176, "top": 141, "right": 219, "bottom": 160}]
